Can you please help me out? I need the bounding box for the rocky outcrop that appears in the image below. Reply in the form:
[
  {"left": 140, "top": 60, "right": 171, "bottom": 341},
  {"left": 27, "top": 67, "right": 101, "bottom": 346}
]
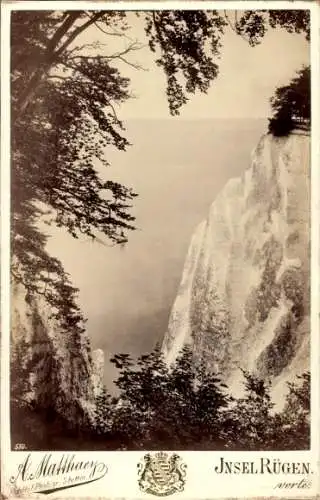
[
  {"left": 91, "top": 348, "right": 105, "bottom": 398},
  {"left": 11, "top": 280, "right": 103, "bottom": 426},
  {"left": 162, "top": 132, "right": 310, "bottom": 404}
]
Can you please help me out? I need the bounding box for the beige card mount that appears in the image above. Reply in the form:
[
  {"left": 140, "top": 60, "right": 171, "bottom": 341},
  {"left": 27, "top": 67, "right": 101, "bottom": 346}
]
[{"left": 1, "top": 1, "right": 319, "bottom": 498}]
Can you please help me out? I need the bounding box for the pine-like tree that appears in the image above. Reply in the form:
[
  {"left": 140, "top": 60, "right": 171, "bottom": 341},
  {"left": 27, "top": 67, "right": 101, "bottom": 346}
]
[{"left": 275, "top": 372, "right": 310, "bottom": 449}]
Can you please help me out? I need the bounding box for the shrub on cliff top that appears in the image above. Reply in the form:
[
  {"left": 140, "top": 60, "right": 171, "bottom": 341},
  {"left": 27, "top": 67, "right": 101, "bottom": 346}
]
[{"left": 268, "top": 66, "right": 310, "bottom": 136}]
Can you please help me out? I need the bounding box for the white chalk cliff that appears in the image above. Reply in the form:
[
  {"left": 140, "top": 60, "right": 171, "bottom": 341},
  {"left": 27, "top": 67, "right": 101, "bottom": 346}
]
[
  {"left": 162, "top": 132, "right": 310, "bottom": 403},
  {"left": 91, "top": 348, "right": 105, "bottom": 398}
]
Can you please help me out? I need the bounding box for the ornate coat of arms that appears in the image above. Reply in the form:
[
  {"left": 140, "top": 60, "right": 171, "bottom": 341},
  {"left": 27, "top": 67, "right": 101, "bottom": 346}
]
[{"left": 137, "top": 452, "right": 187, "bottom": 496}]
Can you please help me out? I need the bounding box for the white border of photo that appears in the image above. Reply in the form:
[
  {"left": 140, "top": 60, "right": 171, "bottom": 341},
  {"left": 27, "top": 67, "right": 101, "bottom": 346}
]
[{"left": 1, "top": 2, "right": 319, "bottom": 498}]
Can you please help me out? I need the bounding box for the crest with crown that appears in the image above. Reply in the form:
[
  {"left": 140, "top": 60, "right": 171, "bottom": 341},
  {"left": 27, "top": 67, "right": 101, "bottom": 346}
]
[{"left": 137, "top": 451, "right": 187, "bottom": 496}]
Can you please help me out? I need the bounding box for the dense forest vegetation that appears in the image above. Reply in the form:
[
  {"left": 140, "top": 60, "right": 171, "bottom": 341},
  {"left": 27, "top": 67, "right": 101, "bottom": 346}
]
[{"left": 11, "top": 346, "right": 310, "bottom": 451}]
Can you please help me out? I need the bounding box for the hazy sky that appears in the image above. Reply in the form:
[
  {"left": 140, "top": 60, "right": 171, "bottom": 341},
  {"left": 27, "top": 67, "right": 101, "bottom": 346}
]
[
  {"left": 45, "top": 11, "right": 309, "bottom": 387},
  {"left": 47, "top": 119, "right": 267, "bottom": 387}
]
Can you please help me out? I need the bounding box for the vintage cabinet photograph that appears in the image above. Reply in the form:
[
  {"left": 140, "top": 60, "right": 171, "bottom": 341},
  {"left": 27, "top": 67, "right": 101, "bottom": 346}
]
[{"left": 1, "top": 1, "right": 319, "bottom": 498}]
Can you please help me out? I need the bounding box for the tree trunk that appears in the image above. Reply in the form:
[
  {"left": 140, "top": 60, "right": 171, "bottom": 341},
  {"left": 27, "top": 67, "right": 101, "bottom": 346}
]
[
  {"left": 13, "top": 11, "right": 106, "bottom": 123},
  {"left": 13, "top": 12, "right": 81, "bottom": 123}
]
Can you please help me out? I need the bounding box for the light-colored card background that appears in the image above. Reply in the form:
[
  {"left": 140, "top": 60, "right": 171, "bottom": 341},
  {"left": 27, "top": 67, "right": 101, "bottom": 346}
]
[{"left": 1, "top": 1, "right": 319, "bottom": 498}]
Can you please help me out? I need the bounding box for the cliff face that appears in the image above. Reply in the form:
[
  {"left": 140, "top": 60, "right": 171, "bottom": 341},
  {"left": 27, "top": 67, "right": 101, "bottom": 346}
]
[
  {"left": 11, "top": 281, "right": 104, "bottom": 427},
  {"left": 162, "top": 133, "right": 310, "bottom": 403},
  {"left": 91, "top": 348, "right": 105, "bottom": 398}
]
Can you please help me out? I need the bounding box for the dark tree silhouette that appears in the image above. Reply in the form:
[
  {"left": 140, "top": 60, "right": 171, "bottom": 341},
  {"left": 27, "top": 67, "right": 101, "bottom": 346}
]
[
  {"left": 11, "top": 336, "right": 310, "bottom": 451},
  {"left": 91, "top": 351, "right": 310, "bottom": 451},
  {"left": 108, "top": 346, "right": 231, "bottom": 450},
  {"left": 275, "top": 372, "right": 310, "bottom": 449},
  {"left": 234, "top": 9, "right": 310, "bottom": 45},
  {"left": 223, "top": 371, "right": 276, "bottom": 450},
  {"left": 268, "top": 66, "right": 310, "bottom": 136}
]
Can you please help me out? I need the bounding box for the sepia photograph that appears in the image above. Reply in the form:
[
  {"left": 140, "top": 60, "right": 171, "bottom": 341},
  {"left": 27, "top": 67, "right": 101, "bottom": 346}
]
[{"left": 8, "top": 5, "right": 312, "bottom": 456}]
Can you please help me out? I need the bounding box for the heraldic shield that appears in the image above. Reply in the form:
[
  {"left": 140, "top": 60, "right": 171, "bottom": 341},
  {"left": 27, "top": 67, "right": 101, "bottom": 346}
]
[{"left": 137, "top": 452, "right": 187, "bottom": 496}]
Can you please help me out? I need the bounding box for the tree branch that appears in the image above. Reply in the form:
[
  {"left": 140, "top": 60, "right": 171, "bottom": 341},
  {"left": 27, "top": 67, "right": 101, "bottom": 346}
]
[
  {"left": 224, "top": 10, "right": 237, "bottom": 33},
  {"left": 47, "top": 75, "right": 69, "bottom": 81},
  {"left": 152, "top": 11, "right": 165, "bottom": 49},
  {"left": 223, "top": 10, "right": 248, "bottom": 43},
  {"left": 116, "top": 56, "right": 147, "bottom": 71},
  {"left": 67, "top": 41, "right": 147, "bottom": 70},
  {"left": 54, "top": 12, "right": 105, "bottom": 58},
  {"left": 13, "top": 12, "right": 83, "bottom": 121},
  {"left": 93, "top": 20, "right": 126, "bottom": 38},
  {"left": 47, "top": 11, "right": 82, "bottom": 54},
  {"left": 66, "top": 41, "right": 109, "bottom": 57},
  {"left": 105, "top": 41, "right": 146, "bottom": 70}
]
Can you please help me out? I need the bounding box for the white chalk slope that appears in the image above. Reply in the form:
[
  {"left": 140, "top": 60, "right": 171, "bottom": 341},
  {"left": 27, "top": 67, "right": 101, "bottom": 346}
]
[{"left": 162, "top": 132, "right": 310, "bottom": 404}]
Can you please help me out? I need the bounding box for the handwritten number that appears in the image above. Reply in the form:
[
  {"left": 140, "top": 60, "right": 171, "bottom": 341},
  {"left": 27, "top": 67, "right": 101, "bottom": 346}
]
[{"left": 14, "top": 443, "right": 27, "bottom": 450}]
